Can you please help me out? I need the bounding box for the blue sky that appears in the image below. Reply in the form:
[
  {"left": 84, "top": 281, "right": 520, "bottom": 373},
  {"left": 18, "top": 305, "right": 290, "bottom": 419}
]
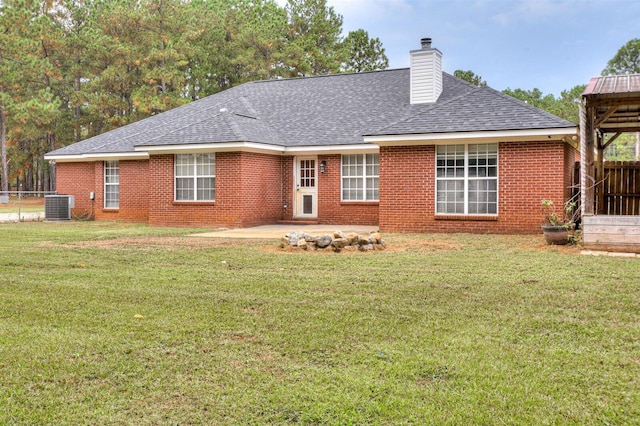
[{"left": 324, "top": 0, "right": 640, "bottom": 96}]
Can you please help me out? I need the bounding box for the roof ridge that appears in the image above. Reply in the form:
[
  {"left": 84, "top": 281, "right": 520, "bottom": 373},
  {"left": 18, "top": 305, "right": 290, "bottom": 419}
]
[
  {"left": 81, "top": 94, "right": 240, "bottom": 152},
  {"left": 250, "top": 67, "right": 409, "bottom": 85},
  {"left": 142, "top": 107, "right": 233, "bottom": 145},
  {"left": 237, "top": 96, "right": 258, "bottom": 118},
  {"left": 221, "top": 110, "right": 247, "bottom": 142}
]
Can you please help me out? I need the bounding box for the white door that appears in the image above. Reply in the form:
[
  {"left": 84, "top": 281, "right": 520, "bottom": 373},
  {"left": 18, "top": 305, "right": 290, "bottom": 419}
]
[{"left": 295, "top": 156, "right": 317, "bottom": 218}]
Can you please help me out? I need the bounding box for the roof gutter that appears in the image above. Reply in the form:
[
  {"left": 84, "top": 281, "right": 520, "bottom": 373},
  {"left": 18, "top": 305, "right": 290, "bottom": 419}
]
[
  {"left": 137, "top": 142, "right": 380, "bottom": 155},
  {"left": 44, "top": 152, "right": 150, "bottom": 163},
  {"left": 364, "top": 127, "right": 579, "bottom": 146},
  {"left": 45, "top": 142, "right": 381, "bottom": 162},
  {"left": 136, "top": 141, "right": 287, "bottom": 155}
]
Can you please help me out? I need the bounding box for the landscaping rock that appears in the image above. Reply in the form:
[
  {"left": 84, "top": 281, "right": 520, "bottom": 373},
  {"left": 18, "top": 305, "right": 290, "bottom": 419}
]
[
  {"left": 286, "top": 231, "right": 299, "bottom": 246},
  {"left": 281, "top": 229, "right": 385, "bottom": 253},
  {"left": 331, "top": 237, "right": 349, "bottom": 252},
  {"left": 300, "top": 233, "right": 316, "bottom": 242},
  {"left": 346, "top": 232, "right": 359, "bottom": 245},
  {"left": 315, "top": 234, "right": 332, "bottom": 248}
]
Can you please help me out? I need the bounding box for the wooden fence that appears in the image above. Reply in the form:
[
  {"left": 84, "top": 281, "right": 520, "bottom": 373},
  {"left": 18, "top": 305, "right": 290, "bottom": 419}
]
[{"left": 597, "top": 161, "right": 640, "bottom": 215}]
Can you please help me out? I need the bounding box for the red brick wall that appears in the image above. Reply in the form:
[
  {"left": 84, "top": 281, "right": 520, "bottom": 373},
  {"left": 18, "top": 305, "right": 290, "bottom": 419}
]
[
  {"left": 281, "top": 156, "right": 294, "bottom": 221},
  {"left": 56, "top": 160, "right": 149, "bottom": 222},
  {"left": 97, "top": 160, "right": 149, "bottom": 222},
  {"left": 317, "top": 154, "right": 378, "bottom": 225},
  {"left": 240, "top": 152, "right": 283, "bottom": 227},
  {"left": 149, "top": 152, "right": 283, "bottom": 228},
  {"left": 56, "top": 141, "right": 578, "bottom": 232},
  {"left": 278, "top": 155, "right": 378, "bottom": 225},
  {"left": 56, "top": 162, "right": 95, "bottom": 217},
  {"left": 379, "top": 141, "right": 579, "bottom": 234},
  {"left": 379, "top": 145, "right": 435, "bottom": 232}
]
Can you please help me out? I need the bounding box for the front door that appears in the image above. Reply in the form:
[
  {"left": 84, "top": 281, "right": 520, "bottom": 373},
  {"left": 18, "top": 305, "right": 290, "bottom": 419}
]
[{"left": 295, "top": 156, "right": 317, "bottom": 218}]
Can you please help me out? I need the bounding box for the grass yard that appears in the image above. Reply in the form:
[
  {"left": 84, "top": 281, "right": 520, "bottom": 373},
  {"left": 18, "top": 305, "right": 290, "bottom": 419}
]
[
  {"left": 0, "top": 196, "right": 45, "bottom": 214},
  {"left": 1, "top": 222, "right": 639, "bottom": 425}
]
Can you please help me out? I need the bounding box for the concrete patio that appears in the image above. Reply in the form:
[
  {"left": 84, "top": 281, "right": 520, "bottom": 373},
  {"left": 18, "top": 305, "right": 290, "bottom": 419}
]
[{"left": 0, "top": 212, "right": 45, "bottom": 223}]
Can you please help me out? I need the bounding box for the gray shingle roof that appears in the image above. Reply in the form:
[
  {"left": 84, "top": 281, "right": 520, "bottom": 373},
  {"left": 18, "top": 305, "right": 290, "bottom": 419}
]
[
  {"left": 47, "top": 69, "right": 576, "bottom": 157},
  {"left": 371, "top": 83, "right": 575, "bottom": 136}
]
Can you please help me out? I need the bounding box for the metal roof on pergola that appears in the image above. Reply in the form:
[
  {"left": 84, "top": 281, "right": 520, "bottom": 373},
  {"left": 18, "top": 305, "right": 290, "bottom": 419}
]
[{"left": 580, "top": 73, "right": 640, "bottom": 215}]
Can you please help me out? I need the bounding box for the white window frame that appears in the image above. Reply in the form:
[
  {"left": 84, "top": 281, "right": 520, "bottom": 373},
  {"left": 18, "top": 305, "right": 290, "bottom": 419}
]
[
  {"left": 341, "top": 153, "right": 379, "bottom": 201},
  {"left": 104, "top": 160, "right": 119, "bottom": 209},
  {"left": 435, "top": 143, "right": 498, "bottom": 215},
  {"left": 174, "top": 153, "right": 216, "bottom": 202}
]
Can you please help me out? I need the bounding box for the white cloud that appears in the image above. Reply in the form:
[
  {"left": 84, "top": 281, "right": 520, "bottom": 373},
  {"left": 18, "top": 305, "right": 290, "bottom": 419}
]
[
  {"left": 328, "top": 0, "right": 413, "bottom": 19},
  {"left": 273, "top": 0, "right": 413, "bottom": 32},
  {"left": 490, "top": 0, "right": 576, "bottom": 26}
]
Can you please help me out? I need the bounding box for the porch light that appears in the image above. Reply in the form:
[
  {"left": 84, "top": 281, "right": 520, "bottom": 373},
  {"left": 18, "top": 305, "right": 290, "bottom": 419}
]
[{"left": 320, "top": 160, "right": 327, "bottom": 173}]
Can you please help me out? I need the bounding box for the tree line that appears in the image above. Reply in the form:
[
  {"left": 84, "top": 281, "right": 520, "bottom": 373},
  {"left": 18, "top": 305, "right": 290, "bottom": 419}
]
[
  {"left": 0, "top": 0, "right": 388, "bottom": 193},
  {"left": 2, "top": 0, "right": 638, "bottom": 195},
  {"left": 456, "top": 38, "right": 640, "bottom": 161}
]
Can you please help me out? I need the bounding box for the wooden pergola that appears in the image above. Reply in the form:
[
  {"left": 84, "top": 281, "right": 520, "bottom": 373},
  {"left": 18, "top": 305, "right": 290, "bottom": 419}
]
[{"left": 581, "top": 73, "right": 640, "bottom": 252}]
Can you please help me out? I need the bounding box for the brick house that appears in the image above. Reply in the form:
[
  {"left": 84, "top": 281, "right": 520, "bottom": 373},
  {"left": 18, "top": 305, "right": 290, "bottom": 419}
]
[{"left": 45, "top": 39, "right": 578, "bottom": 233}]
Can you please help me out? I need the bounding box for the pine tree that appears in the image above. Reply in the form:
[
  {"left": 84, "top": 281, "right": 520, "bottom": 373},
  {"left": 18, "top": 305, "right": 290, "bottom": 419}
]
[{"left": 342, "top": 29, "right": 388, "bottom": 73}]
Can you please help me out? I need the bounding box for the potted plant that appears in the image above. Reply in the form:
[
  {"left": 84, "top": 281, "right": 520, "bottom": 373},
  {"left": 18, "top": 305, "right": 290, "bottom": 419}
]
[{"left": 540, "top": 199, "right": 576, "bottom": 245}]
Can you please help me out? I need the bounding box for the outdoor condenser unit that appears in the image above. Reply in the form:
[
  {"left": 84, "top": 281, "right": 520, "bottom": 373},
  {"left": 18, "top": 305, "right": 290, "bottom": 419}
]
[{"left": 45, "top": 195, "right": 75, "bottom": 221}]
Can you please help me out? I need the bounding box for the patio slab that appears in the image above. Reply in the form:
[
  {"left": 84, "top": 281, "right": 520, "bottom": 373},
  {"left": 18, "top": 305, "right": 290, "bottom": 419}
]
[{"left": 0, "top": 212, "right": 45, "bottom": 223}]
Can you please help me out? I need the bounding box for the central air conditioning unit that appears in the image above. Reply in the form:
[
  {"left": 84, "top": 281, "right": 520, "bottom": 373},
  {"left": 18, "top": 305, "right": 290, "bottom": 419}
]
[{"left": 45, "top": 195, "right": 75, "bottom": 221}]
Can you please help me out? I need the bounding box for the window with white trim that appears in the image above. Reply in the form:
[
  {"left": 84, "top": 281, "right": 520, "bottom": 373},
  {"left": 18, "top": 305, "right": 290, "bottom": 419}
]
[
  {"left": 341, "top": 154, "right": 379, "bottom": 201},
  {"left": 436, "top": 144, "right": 497, "bottom": 214},
  {"left": 104, "top": 161, "right": 119, "bottom": 209},
  {"left": 175, "top": 153, "right": 215, "bottom": 201}
]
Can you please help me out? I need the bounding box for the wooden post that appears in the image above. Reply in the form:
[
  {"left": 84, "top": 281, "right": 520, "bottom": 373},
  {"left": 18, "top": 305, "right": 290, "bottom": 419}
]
[
  {"left": 581, "top": 101, "right": 595, "bottom": 215},
  {"left": 596, "top": 131, "right": 605, "bottom": 214}
]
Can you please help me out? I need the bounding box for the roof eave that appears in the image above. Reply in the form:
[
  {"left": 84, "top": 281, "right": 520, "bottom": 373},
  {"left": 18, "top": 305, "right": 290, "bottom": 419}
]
[
  {"left": 283, "top": 144, "right": 379, "bottom": 155},
  {"left": 136, "top": 142, "right": 286, "bottom": 155},
  {"left": 364, "top": 127, "right": 579, "bottom": 146},
  {"left": 136, "top": 142, "right": 380, "bottom": 155},
  {"left": 44, "top": 152, "right": 149, "bottom": 163}
]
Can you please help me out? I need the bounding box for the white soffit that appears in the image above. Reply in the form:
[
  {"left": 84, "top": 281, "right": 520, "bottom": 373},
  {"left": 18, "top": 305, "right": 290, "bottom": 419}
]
[
  {"left": 283, "top": 144, "right": 379, "bottom": 155},
  {"left": 365, "top": 128, "right": 579, "bottom": 145},
  {"left": 137, "top": 142, "right": 379, "bottom": 155},
  {"left": 47, "top": 143, "right": 381, "bottom": 162},
  {"left": 138, "top": 142, "right": 286, "bottom": 155},
  {"left": 45, "top": 152, "right": 149, "bottom": 163}
]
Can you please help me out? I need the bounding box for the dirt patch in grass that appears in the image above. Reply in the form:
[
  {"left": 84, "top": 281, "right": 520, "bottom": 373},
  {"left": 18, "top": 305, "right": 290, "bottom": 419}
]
[
  {"left": 40, "top": 236, "right": 258, "bottom": 250},
  {"left": 0, "top": 196, "right": 44, "bottom": 208},
  {"left": 40, "top": 232, "right": 582, "bottom": 255}
]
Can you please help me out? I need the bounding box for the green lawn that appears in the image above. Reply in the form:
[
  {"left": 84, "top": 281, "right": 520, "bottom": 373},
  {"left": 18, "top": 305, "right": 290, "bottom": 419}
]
[
  {"left": 1, "top": 222, "right": 639, "bottom": 424},
  {"left": 0, "top": 196, "right": 45, "bottom": 214}
]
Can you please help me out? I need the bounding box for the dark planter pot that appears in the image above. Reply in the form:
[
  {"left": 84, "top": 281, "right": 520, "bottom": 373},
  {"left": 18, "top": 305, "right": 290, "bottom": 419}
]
[{"left": 541, "top": 224, "right": 571, "bottom": 245}]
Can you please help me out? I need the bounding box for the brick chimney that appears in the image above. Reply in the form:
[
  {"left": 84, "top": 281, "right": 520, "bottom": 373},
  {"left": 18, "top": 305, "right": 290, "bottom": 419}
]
[{"left": 410, "top": 37, "right": 443, "bottom": 104}]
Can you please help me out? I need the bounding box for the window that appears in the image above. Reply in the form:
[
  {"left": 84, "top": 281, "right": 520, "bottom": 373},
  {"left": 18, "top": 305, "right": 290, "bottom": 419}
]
[
  {"left": 104, "top": 161, "right": 119, "bottom": 209},
  {"left": 175, "top": 153, "right": 215, "bottom": 201},
  {"left": 436, "top": 144, "right": 497, "bottom": 215},
  {"left": 342, "top": 154, "right": 379, "bottom": 201}
]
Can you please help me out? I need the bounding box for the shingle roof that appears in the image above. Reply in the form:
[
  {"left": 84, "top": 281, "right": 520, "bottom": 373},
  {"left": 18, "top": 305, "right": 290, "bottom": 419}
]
[
  {"left": 372, "top": 84, "right": 575, "bottom": 136},
  {"left": 47, "top": 68, "right": 576, "bottom": 157}
]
